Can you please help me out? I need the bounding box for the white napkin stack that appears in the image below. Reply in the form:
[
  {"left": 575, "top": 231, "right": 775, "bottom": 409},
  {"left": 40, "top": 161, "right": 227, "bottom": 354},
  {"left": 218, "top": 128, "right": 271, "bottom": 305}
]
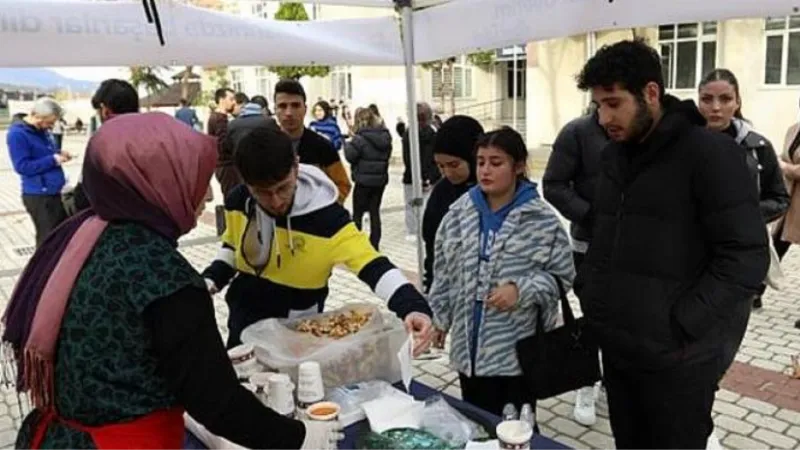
[{"left": 360, "top": 390, "right": 425, "bottom": 433}]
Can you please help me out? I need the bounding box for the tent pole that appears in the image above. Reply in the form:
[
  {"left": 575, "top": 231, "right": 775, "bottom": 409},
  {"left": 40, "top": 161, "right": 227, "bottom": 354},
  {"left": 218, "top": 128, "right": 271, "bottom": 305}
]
[
  {"left": 396, "top": 0, "right": 426, "bottom": 286},
  {"left": 512, "top": 45, "right": 518, "bottom": 130}
]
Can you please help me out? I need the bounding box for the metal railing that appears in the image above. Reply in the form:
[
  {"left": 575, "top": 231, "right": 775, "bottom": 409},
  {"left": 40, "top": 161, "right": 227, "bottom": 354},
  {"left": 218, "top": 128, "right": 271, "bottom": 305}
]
[{"left": 455, "top": 98, "right": 504, "bottom": 121}]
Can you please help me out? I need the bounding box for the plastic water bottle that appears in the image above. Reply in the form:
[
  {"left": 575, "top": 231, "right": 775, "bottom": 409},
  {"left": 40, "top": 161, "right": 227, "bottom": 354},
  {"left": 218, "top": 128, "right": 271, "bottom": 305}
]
[
  {"left": 502, "top": 403, "right": 518, "bottom": 421},
  {"left": 520, "top": 403, "right": 536, "bottom": 432}
]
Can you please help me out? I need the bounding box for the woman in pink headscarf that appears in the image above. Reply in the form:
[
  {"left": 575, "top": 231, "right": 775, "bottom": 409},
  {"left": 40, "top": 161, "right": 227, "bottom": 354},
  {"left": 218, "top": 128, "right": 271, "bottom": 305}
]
[{"left": 2, "top": 113, "right": 340, "bottom": 449}]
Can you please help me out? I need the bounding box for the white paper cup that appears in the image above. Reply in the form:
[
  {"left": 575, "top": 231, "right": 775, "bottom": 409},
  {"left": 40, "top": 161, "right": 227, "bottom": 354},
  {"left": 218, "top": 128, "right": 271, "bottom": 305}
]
[
  {"left": 228, "top": 344, "right": 259, "bottom": 379},
  {"left": 297, "top": 361, "right": 325, "bottom": 404},
  {"left": 267, "top": 374, "right": 295, "bottom": 417},
  {"left": 249, "top": 372, "right": 272, "bottom": 393},
  {"left": 496, "top": 420, "right": 533, "bottom": 450},
  {"left": 306, "top": 401, "right": 341, "bottom": 421}
]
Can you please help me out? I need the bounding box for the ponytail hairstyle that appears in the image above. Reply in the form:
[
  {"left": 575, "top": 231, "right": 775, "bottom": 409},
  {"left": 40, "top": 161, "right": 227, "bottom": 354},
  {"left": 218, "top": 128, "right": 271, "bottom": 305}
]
[
  {"left": 699, "top": 68, "right": 745, "bottom": 121},
  {"left": 474, "top": 126, "right": 529, "bottom": 181}
]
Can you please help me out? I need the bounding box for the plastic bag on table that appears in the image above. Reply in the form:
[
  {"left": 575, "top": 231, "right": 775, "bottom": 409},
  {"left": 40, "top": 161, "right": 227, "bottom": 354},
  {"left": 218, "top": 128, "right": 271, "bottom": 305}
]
[
  {"left": 420, "top": 396, "right": 481, "bottom": 448},
  {"left": 327, "top": 380, "right": 398, "bottom": 426},
  {"left": 359, "top": 428, "right": 460, "bottom": 450},
  {"left": 242, "top": 303, "right": 404, "bottom": 388}
]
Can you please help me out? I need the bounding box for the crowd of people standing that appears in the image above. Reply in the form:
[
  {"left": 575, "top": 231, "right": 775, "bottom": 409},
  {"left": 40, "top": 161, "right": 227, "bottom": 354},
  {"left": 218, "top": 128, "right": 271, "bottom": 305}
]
[{"left": 4, "top": 39, "right": 800, "bottom": 449}]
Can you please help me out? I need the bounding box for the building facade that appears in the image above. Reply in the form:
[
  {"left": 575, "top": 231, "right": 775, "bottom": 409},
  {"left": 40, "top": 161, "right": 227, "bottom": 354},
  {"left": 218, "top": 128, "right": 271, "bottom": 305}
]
[
  {"left": 206, "top": 2, "right": 800, "bottom": 152},
  {"left": 526, "top": 16, "right": 800, "bottom": 151}
]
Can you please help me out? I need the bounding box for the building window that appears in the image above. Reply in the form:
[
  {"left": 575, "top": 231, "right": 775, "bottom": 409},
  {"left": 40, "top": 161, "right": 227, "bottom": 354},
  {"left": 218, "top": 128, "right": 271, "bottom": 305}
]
[
  {"left": 431, "top": 56, "right": 474, "bottom": 99},
  {"left": 254, "top": 68, "right": 272, "bottom": 97},
  {"left": 658, "top": 22, "right": 717, "bottom": 90},
  {"left": 230, "top": 69, "right": 243, "bottom": 93},
  {"left": 506, "top": 62, "right": 526, "bottom": 99},
  {"left": 764, "top": 15, "right": 800, "bottom": 85},
  {"left": 330, "top": 67, "right": 352, "bottom": 100}
]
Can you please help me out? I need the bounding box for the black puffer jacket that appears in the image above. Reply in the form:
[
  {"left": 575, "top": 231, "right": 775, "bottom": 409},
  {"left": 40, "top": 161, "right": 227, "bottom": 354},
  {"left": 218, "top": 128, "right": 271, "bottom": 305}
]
[
  {"left": 344, "top": 127, "right": 392, "bottom": 187},
  {"left": 574, "top": 96, "right": 769, "bottom": 372},
  {"left": 543, "top": 113, "right": 609, "bottom": 244},
  {"left": 728, "top": 118, "right": 790, "bottom": 223},
  {"left": 402, "top": 126, "right": 439, "bottom": 186}
]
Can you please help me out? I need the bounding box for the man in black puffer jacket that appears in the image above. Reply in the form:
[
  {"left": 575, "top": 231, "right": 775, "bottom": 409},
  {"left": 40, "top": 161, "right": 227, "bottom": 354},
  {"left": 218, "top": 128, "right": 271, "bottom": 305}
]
[
  {"left": 543, "top": 107, "right": 609, "bottom": 269},
  {"left": 401, "top": 103, "right": 438, "bottom": 241},
  {"left": 574, "top": 40, "right": 768, "bottom": 449},
  {"left": 543, "top": 107, "right": 609, "bottom": 427}
]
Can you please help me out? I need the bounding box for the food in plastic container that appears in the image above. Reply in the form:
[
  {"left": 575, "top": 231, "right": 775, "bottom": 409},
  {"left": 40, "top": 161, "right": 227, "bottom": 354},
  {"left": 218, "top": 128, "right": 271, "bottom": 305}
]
[
  {"left": 296, "top": 310, "right": 373, "bottom": 338},
  {"left": 241, "top": 304, "right": 406, "bottom": 390}
]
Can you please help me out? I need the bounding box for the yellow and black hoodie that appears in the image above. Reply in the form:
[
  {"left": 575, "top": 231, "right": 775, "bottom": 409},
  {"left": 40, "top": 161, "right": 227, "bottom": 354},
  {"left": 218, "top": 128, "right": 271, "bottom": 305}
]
[{"left": 203, "top": 164, "right": 432, "bottom": 348}]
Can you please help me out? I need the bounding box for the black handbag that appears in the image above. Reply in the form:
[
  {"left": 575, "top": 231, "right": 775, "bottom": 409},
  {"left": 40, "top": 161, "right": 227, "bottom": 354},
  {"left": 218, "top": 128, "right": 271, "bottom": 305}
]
[{"left": 515, "top": 277, "right": 601, "bottom": 400}]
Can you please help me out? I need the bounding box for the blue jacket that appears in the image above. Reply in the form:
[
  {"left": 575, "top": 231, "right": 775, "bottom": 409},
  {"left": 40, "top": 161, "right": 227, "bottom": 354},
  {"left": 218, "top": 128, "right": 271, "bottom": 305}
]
[
  {"left": 310, "top": 117, "right": 343, "bottom": 151},
  {"left": 7, "top": 122, "right": 66, "bottom": 196},
  {"left": 175, "top": 107, "right": 199, "bottom": 128},
  {"left": 428, "top": 189, "right": 575, "bottom": 377}
]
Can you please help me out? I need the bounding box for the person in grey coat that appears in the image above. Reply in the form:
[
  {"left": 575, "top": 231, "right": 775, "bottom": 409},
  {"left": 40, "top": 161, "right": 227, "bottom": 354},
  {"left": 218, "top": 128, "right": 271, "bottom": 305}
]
[
  {"left": 345, "top": 107, "right": 392, "bottom": 249},
  {"left": 542, "top": 106, "right": 609, "bottom": 427}
]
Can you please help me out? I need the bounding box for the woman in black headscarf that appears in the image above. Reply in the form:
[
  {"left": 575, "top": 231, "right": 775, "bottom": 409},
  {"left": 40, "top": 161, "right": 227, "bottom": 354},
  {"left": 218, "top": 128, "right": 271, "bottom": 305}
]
[{"left": 422, "top": 115, "right": 484, "bottom": 295}]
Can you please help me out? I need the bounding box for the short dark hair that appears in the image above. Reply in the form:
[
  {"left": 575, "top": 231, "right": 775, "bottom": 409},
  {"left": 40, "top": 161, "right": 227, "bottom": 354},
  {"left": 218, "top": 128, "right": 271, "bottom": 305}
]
[
  {"left": 274, "top": 79, "right": 306, "bottom": 102},
  {"left": 234, "top": 126, "right": 296, "bottom": 186},
  {"left": 215, "top": 88, "right": 233, "bottom": 104},
  {"left": 475, "top": 127, "right": 529, "bottom": 179},
  {"left": 234, "top": 92, "right": 249, "bottom": 105},
  {"left": 577, "top": 39, "right": 665, "bottom": 100},
  {"left": 250, "top": 95, "right": 269, "bottom": 110},
  {"left": 91, "top": 79, "right": 139, "bottom": 114},
  {"left": 699, "top": 68, "right": 744, "bottom": 120},
  {"left": 314, "top": 100, "right": 332, "bottom": 119},
  {"left": 179, "top": 98, "right": 188, "bottom": 106}
]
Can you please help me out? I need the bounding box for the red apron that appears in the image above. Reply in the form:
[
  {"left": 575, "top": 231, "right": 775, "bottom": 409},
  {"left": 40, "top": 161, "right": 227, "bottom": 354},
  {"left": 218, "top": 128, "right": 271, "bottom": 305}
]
[{"left": 30, "top": 407, "right": 185, "bottom": 449}]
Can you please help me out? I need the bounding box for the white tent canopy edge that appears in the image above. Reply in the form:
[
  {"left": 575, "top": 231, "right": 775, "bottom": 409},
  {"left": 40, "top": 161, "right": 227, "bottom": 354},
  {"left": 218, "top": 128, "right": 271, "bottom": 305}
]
[
  {"left": 413, "top": 0, "right": 800, "bottom": 63},
  {"left": 0, "top": 1, "right": 405, "bottom": 66}
]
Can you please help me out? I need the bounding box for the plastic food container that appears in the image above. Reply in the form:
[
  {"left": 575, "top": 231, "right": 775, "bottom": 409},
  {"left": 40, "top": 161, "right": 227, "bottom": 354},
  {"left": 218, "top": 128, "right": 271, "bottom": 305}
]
[{"left": 241, "top": 307, "right": 407, "bottom": 390}]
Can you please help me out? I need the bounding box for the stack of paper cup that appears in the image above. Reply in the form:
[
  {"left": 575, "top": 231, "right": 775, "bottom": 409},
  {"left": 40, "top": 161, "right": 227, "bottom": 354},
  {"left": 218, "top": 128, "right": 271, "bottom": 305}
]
[
  {"left": 297, "top": 361, "right": 325, "bottom": 415},
  {"left": 228, "top": 344, "right": 261, "bottom": 380},
  {"left": 249, "top": 372, "right": 272, "bottom": 406},
  {"left": 267, "top": 373, "right": 295, "bottom": 418}
]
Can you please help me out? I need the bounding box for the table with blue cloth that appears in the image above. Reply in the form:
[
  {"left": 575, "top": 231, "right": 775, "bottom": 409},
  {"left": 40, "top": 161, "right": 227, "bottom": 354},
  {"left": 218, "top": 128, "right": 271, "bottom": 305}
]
[{"left": 183, "top": 380, "right": 570, "bottom": 449}]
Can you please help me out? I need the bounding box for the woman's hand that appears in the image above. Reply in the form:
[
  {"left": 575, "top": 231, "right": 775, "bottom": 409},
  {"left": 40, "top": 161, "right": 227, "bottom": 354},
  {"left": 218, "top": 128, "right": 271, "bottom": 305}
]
[
  {"left": 432, "top": 328, "right": 448, "bottom": 349},
  {"left": 486, "top": 283, "right": 519, "bottom": 312}
]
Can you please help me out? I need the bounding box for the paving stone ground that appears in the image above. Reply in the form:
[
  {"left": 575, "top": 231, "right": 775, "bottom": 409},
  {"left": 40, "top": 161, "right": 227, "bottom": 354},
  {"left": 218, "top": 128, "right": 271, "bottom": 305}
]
[{"left": 0, "top": 132, "right": 800, "bottom": 448}]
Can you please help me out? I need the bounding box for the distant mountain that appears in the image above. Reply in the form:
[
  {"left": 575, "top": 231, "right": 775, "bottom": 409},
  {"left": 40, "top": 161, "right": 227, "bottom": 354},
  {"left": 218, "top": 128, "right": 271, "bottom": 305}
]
[{"left": 0, "top": 69, "right": 98, "bottom": 93}]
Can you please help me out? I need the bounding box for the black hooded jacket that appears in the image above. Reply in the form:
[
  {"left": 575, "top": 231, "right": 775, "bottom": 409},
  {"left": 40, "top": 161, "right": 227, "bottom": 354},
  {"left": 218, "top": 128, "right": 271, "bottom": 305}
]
[
  {"left": 543, "top": 113, "right": 609, "bottom": 244},
  {"left": 344, "top": 127, "right": 393, "bottom": 187},
  {"left": 402, "top": 126, "right": 439, "bottom": 186},
  {"left": 574, "top": 96, "right": 769, "bottom": 372}
]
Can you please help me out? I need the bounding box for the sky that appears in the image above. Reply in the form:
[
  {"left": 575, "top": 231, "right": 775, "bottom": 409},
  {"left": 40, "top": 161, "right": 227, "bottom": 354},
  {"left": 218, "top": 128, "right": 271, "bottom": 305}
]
[{"left": 50, "top": 67, "right": 131, "bottom": 82}]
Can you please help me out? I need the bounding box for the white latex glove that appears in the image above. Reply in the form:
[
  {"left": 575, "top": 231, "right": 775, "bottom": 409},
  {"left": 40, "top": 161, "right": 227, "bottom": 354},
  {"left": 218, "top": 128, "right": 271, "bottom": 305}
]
[
  {"left": 300, "top": 420, "right": 344, "bottom": 450},
  {"left": 205, "top": 278, "right": 218, "bottom": 295}
]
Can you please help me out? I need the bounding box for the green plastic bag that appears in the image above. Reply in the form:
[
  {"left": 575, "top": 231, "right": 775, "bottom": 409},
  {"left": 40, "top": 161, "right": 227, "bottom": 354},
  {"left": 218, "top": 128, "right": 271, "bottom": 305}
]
[{"left": 358, "top": 428, "right": 463, "bottom": 450}]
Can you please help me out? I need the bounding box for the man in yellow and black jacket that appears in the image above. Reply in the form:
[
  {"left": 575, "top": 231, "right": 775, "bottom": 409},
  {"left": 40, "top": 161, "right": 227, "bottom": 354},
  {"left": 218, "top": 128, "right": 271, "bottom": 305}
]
[{"left": 203, "top": 126, "right": 433, "bottom": 351}]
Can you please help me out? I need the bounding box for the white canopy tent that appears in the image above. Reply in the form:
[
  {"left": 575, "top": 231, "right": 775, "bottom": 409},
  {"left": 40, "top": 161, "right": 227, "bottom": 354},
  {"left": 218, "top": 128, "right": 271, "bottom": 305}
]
[{"left": 1, "top": 0, "right": 798, "bottom": 280}]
